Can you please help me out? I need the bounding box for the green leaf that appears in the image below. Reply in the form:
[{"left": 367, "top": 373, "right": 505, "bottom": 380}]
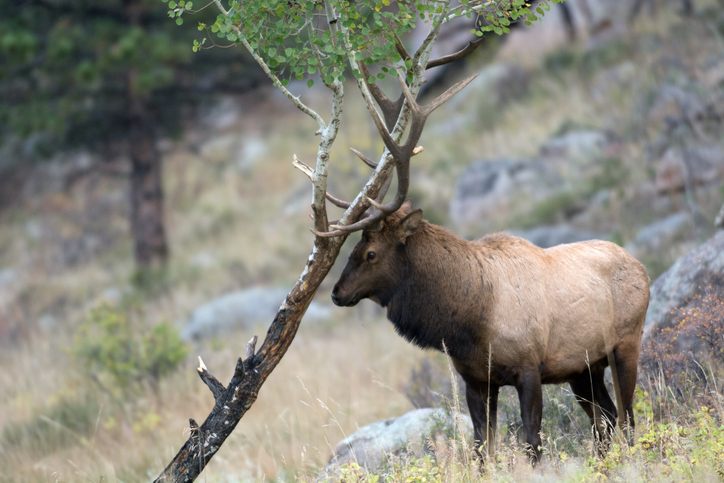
[
  {"left": 169, "top": 1, "right": 177, "bottom": 7},
  {"left": 307, "top": 79, "right": 314, "bottom": 87},
  {"left": 176, "top": 17, "right": 184, "bottom": 25}
]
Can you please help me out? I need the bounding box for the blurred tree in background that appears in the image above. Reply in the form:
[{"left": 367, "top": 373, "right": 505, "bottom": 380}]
[{"left": 0, "top": 0, "right": 261, "bottom": 269}]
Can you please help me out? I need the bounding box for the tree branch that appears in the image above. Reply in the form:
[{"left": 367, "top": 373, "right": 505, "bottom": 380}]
[{"left": 235, "top": 31, "right": 326, "bottom": 133}]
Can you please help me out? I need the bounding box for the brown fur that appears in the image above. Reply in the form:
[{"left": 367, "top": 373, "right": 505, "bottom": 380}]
[{"left": 332, "top": 201, "right": 650, "bottom": 462}]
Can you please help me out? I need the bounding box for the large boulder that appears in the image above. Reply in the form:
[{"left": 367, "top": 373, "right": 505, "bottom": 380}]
[
  {"left": 540, "top": 130, "right": 611, "bottom": 176},
  {"left": 510, "top": 225, "right": 607, "bottom": 248},
  {"left": 449, "top": 159, "right": 564, "bottom": 226},
  {"left": 644, "top": 231, "right": 724, "bottom": 335},
  {"left": 323, "top": 408, "right": 472, "bottom": 475},
  {"left": 181, "top": 286, "right": 334, "bottom": 341}
]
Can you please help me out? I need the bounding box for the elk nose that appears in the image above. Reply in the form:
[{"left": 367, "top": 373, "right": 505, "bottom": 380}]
[{"left": 331, "top": 286, "right": 342, "bottom": 306}]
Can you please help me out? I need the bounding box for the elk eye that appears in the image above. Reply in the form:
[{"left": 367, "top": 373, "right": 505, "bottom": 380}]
[{"left": 366, "top": 251, "right": 376, "bottom": 262}]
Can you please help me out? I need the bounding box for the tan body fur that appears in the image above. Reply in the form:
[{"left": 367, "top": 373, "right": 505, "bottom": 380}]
[{"left": 332, "top": 202, "right": 650, "bottom": 462}]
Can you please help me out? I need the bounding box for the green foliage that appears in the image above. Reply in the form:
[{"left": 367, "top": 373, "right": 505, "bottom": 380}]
[
  {"left": 72, "top": 304, "right": 187, "bottom": 394},
  {"left": 175, "top": 0, "right": 555, "bottom": 88},
  {"left": 0, "top": 0, "right": 249, "bottom": 154},
  {"left": 585, "top": 403, "right": 724, "bottom": 480},
  {"left": 338, "top": 462, "right": 381, "bottom": 482}
]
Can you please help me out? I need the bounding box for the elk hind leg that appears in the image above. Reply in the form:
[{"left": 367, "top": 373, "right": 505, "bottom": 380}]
[
  {"left": 611, "top": 341, "right": 641, "bottom": 444},
  {"left": 465, "top": 381, "right": 499, "bottom": 461},
  {"left": 515, "top": 370, "right": 543, "bottom": 465},
  {"left": 569, "top": 369, "right": 617, "bottom": 454}
]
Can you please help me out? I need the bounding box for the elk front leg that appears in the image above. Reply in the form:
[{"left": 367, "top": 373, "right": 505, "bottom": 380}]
[
  {"left": 465, "top": 380, "right": 499, "bottom": 460},
  {"left": 516, "top": 370, "right": 543, "bottom": 465}
]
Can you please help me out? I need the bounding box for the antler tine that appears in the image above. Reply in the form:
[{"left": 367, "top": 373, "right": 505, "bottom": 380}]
[
  {"left": 393, "top": 32, "right": 412, "bottom": 63},
  {"left": 350, "top": 147, "right": 378, "bottom": 169},
  {"left": 427, "top": 38, "right": 485, "bottom": 69},
  {"left": 358, "top": 61, "right": 405, "bottom": 131},
  {"left": 326, "top": 193, "right": 352, "bottom": 209},
  {"left": 423, "top": 73, "right": 478, "bottom": 114}
]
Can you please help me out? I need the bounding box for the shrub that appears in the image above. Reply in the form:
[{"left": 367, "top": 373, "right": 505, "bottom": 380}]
[
  {"left": 72, "top": 303, "right": 188, "bottom": 394},
  {"left": 640, "top": 287, "right": 724, "bottom": 400}
]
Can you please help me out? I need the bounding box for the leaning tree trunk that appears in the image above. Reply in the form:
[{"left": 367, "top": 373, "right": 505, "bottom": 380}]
[
  {"left": 153, "top": 166, "right": 391, "bottom": 480},
  {"left": 128, "top": 96, "right": 169, "bottom": 268}
]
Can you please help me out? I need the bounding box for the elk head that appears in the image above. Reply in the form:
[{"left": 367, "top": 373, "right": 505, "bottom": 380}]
[{"left": 331, "top": 200, "right": 423, "bottom": 307}]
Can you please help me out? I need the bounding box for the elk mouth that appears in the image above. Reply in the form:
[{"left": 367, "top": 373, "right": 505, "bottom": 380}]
[
  {"left": 331, "top": 288, "right": 362, "bottom": 307},
  {"left": 331, "top": 293, "right": 360, "bottom": 307}
]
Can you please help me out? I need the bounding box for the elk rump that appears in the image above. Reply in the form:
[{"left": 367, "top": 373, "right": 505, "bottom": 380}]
[{"left": 331, "top": 201, "right": 650, "bottom": 463}]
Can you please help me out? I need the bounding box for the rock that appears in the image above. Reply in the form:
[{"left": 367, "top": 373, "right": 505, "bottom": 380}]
[
  {"left": 625, "top": 212, "right": 694, "bottom": 259},
  {"left": 201, "top": 96, "right": 241, "bottom": 131},
  {"left": 654, "top": 146, "right": 724, "bottom": 193},
  {"left": 449, "top": 159, "right": 564, "bottom": 226},
  {"left": 324, "top": 408, "right": 472, "bottom": 474},
  {"left": 644, "top": 231, "right": 724, "bottom": 335},
  {"left": 181, "top": 286, "right": 334, "bottom": 341},
  {"left": 510, "top": 225, "right": 607, "bottom": 248},
  {"left": 0, "top": 269, "right": 17, "bottom": 293},
  {"left": 540, "top": 130, "right": 613, "bottom": 179},
  {"left": 234, "top": 138, "right": 268, "bottom": 173},
  {"left": 715, "top": 203, "right": 724, "bottom": 229},
  {"left": 647, "top": 86, "right": 706, "bottom": 136}
]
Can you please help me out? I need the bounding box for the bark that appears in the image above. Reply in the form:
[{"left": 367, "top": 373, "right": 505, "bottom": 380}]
[
  {"left": 128, "top": 98, "right": 169, "bottom": 268},
  {"left": 154, "top": 168, "right": 389, "bottom": 481},
  {"left": 125, "top": 0, "right": 169, "bottom": 268}
]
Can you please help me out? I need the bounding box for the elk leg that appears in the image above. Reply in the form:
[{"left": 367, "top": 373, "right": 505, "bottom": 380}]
[
  {"left": 613, "top": 342, "right": 640, "bottom": 444},
  {"left": 515, "top": 370, "right": 543, "bottom": 464},
  {"left": 569, "top": 370, "right": 617, "bottom": 453},
  {"left": 465, "top": 381, "right": 499, "bottom": 460}
]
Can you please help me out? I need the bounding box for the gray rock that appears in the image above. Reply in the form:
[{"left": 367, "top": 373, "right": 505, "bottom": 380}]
[
  {"left": 647, "top": 86, "right": 706, "bottom": 135},
  {"left": 449, "top": 159, "right": 564, "bottom": 226},
  {"left": 654, "top": 146, "right": 724, "bottom": 193},
  {"left": 0, "top": 269, "right": 17, "bottom": 292},
  {"left": 715, "top": 203, "right": 724, "bottom": 229},
  {"left": 181, "top": 286, "right": 334, "bottom": 341},
  {"left": 625, "top": 212, "right": 694, "bottom": 259},
  {"left": 540, "top": 130, "right": 612, "bottom": 179},
  {"left": 324, "top": 408, "right": 472, "bottom": 474},
  {"left": 511, "top": 225, "right": 606, "bottom": 248},
  {"left": 644, "top": 231, "right": 724, "bottom": 335}
]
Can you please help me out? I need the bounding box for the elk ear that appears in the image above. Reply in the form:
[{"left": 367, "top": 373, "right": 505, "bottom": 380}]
[
  {"left": 396, "top": 209, "right": 423, "bottom": 244},
  {"left": 398, "top": 199, "right": 414, "bottom": 216}
]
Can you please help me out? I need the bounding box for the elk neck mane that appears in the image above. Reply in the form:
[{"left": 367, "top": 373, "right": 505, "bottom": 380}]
[{"left": 384, "top": 220, "right": 512, "bottom": 360}]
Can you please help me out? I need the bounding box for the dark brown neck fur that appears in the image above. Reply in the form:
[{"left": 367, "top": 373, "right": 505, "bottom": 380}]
[{"left": 384, "top": 221, "right": 493, "bottom": 360}]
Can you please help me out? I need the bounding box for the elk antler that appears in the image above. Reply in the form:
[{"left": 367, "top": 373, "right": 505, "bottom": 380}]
[
  {"left": 358, "top": 62, "right": 405, "bottom": 132},
  {"left": 359, "top": 35, "right": 483, "bottom": 132},
  {"left": 313, "top": 72, "right": 477, "bottom": 237},
  {"left": 427, "top": 37, "right": 485, "bottom": 69}
]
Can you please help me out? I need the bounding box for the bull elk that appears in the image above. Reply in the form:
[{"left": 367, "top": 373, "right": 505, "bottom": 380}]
[
  {"left": 331, "top": 202, "right": 650, "bottom": 462},
  {"left": 307, "top": 43, "right": 649, "bottom": 463}
]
